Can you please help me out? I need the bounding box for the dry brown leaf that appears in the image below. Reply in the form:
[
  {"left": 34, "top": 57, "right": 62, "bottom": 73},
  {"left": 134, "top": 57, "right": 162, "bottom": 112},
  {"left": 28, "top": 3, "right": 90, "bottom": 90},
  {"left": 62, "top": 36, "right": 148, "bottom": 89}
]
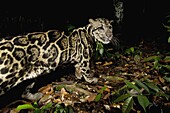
[
  {"left": 38, "top": 84, "right": 53, "bottom": 95},
  {"left": 38, "top": 95, "right": 53, "bottom": 105},
  {"left": 104, "top": 104, "right": 111, "bottom": 110},
  {"left": 164, "top": 102, "right": 170, "bottom": 106},
  {"left": 95, "top": 61, "right": 102, "bottom": 65},
  {"left": 105, "top": 76, "right": 125, "bottom": 82},
  {"left": 103, "top": 61, "right": 113, "bottom": 66},
  {"left": 105, "top": 87, "right": 111, "bottom": 93},
  {"left": 86, "top": 93, "right": 97, "bottom": 102},
  {"left": 103, "top": 93, "right": 110, "bottom": 100},
  {"left": 158, "top": 76, "right": 165, "bottom": 84},
  {"left": 53, "top": 98, "right": 61, "bottom": 103},
  {"left": 65, "top": 84, "right": 92, "bottom": 96},
  {"left": 61, "top": 88, "right": 69, "bottom": 101}
]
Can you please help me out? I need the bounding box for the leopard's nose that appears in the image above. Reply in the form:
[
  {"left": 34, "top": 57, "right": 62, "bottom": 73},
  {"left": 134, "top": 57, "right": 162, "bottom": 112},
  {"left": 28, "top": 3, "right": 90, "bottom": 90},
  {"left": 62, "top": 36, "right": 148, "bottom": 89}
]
[{"left": 106, "top": 32, "right": 113, "bottom": 38}]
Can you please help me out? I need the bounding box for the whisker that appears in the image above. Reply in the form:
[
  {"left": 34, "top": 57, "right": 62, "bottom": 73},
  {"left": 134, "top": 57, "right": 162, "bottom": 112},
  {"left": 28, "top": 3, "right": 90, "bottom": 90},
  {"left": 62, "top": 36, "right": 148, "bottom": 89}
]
[{"left": 111, "top": 37, "right": 120, "bottom": 49}]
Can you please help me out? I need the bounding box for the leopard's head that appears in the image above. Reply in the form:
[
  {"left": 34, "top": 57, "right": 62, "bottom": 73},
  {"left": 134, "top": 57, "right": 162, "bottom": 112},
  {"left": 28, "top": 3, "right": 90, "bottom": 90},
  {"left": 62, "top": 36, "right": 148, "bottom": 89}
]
[{"left": 89, "top": 18, "right": 119, "bottom": 46}]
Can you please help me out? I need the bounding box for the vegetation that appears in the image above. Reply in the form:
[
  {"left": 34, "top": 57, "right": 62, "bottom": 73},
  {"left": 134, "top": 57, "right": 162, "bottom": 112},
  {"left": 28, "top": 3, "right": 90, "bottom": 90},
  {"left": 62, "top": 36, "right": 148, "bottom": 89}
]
[{"left": 0, "top": 16, "right": 169, "bottom": 113}]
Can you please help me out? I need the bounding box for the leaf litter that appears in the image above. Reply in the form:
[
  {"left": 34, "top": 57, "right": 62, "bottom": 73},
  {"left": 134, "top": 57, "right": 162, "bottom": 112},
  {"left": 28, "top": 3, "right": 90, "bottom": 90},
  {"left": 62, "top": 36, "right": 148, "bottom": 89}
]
[{"left": 0, "top": 40, "right": 170, "bottom": 113}]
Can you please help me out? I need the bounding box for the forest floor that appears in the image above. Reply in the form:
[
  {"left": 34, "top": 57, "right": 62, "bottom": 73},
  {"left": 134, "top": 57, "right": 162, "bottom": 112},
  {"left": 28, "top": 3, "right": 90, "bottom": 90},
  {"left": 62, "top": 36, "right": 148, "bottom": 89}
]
[{"left": 0, "top": 39, "right": 170, "bottom": 113}]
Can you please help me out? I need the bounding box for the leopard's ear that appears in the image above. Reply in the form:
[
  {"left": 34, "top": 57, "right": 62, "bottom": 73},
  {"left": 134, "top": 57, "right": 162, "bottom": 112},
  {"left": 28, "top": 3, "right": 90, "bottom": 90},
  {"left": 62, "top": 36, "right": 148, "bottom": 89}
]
[
  {"left": 110, "top": 20, "right": 114, "bottom": 24},
  {"left": 89, "top": 18, "right": 100, "bottom": 28},
  {"left": 89, "top": 18, "right": 95, "bottom": 24}
]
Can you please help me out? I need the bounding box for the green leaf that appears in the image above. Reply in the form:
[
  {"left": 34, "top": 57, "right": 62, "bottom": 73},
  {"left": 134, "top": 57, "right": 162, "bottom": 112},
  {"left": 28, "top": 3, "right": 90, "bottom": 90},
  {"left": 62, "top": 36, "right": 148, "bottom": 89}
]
[
  {"left": 16, "top": 104, "right": 35, "bottom": 111},
  {"left": 166, "top": 15, "right": 170, "bottom": 18},
  {"left": 144, "top": 82, "right": 161, "bottom": 92},
  {"left": 96, "top": 41, "right": 105, "bottom": 57},
  {"left": 124, "top": 80, "right": 141, "bottom": 92},
  {"left": 33, "top": 109, "right": 41, "bottom": 113},
  {"left": 168, "top": 37, "right": 170, "bottom": 43},
  {"left": 153, "top": 60, "right": 160, "bottom": 70},
  {"left": 163, "top": 24, "right": 170, "bottom": 30},
  {"left": 142, "top": 56, "right": 160, "bottom": 62},
  {"left": 114, "top": 94, "right": 131, "bottom": 103},
  {"left": 134, "top": 79, "right": 150, "bottom": 93},
  {"left": 96, "top": 41, "right": 104, "bottom": 50},
  {"left": 124, "top": 47, "right": 135, "bottom": 55},
  {"left": 95, "top": 93, "right": 102, "bottom": 102},
  {"left": 164, "top": 56, "right": 170, "bottom": 61},
  {"left": 67, "top": 106, "right": 75, "bottom": 113},
  {"left": 55, "top": 104, "right": 67, "bottom": 113},
  {"left": 59, "top": 108, "right": 65, "bottom": 113},
  {"left": 56, "top": 85, "right": 65, "bottom": 91},
  {"left": 134, "top": 55, "right": 141, "bottom": 63},
  {"left": 99, "top": 86, "right": 107, "bottom": 93},
  {"left": 163, "top": 76, "right": 170, "bottom": 82},
  {"left": 162, "top": 65, "right": 170, "bottom": 70},
  {"left": 99, "top": 48, "right": 104, "bottom": 56},
  {"left": 137, "top": 95, "right": 150, "bottom": 112},
  {"left": 101, "top": 86, "right": 107, "bottom": 91},
  {"left": 122, "top": 97, "right": 134, "bottom": 113},
  {"left": 41, "top": 103, "right": 53, "bottom": 111},
  {"left": 32, "top": 102, "right": 39, "bottom": 108},
  {"left": 158, "top": 93, "right": 170, "bottom": 100}
]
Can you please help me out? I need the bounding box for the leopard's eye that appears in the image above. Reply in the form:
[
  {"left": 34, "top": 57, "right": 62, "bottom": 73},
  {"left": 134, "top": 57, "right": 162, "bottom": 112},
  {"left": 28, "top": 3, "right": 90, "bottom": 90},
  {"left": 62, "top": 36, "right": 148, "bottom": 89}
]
[
  {"left": 108, "top": 25, "right": 112, "bottom": 29},
  {"left": 97, "top": 27, "right": 104, "bottom": 31},
  {"left": 92, "top": 27, "right": 103, "bottom": 32},
  {"left": 99, "top": 26, "right": 104, "bottom": 29}
]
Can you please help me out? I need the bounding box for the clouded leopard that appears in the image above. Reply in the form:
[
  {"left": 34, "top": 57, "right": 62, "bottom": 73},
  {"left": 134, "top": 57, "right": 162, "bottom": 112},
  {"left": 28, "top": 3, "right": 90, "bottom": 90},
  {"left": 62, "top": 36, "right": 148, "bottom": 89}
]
[{"left": 0, "top": 18, "right": 118, "bottom": 96}]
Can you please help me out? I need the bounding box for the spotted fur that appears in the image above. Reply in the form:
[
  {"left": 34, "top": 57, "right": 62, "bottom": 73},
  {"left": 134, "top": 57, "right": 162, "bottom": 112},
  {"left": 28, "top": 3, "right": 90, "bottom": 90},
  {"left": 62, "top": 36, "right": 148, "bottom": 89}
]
[{"left": 0, "top": 18, "right": 118, "bottom": 96}]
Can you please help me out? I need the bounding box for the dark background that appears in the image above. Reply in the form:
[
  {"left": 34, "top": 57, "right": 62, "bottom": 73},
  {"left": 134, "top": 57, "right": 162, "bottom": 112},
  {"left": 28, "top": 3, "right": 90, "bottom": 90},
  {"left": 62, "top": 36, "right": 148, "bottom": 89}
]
[
  {"left": 0, "top": 0, "right": 170, "bottom": 45},
  {"left": 0, "top": 0, "right": 170, "bottom": 109}
]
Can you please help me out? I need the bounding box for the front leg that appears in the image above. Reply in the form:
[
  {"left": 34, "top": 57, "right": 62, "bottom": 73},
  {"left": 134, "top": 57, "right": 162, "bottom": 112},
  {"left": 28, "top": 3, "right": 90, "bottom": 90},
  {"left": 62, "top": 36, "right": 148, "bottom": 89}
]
[{"left": 75, "top": 60, "right": 98, "bottom": 83}]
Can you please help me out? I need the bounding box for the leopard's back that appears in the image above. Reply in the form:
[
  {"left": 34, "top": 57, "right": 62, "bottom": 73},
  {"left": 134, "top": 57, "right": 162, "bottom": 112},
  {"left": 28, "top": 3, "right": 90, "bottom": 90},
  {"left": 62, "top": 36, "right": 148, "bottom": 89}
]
[{"left": 0, "top": 30, "right": 66, "bottom": 95}]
